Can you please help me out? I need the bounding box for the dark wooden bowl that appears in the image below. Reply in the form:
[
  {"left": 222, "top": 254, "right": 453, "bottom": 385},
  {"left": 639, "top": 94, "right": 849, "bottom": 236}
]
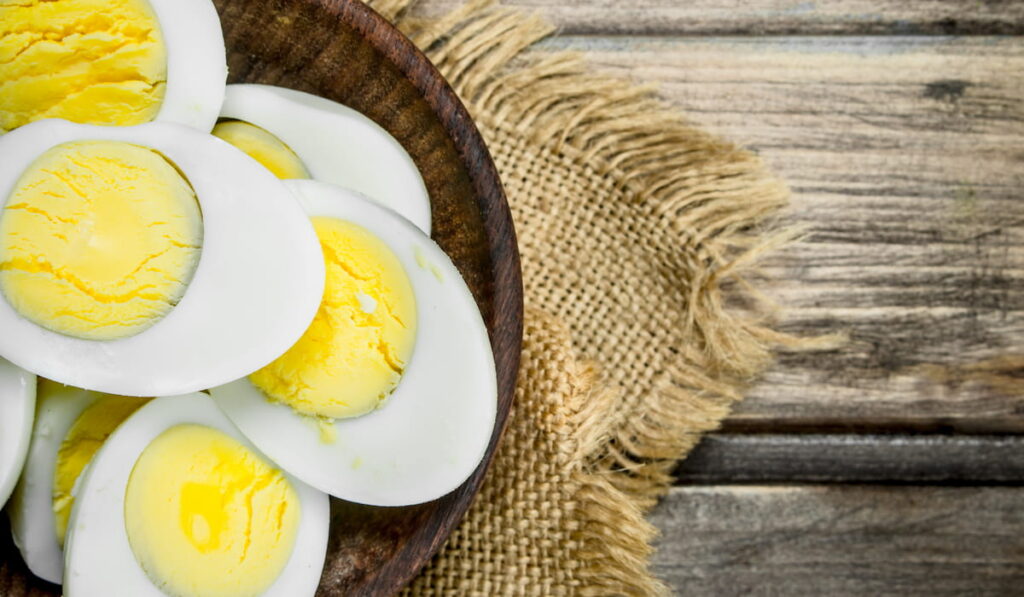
[{"left": 0, "top": 1, "right": 523, "bottom": 595}]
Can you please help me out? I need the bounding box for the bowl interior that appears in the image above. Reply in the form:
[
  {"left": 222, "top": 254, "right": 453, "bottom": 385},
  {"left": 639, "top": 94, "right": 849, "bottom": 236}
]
[{"left": 0, "top": 1, "right": 522, "bottom": 595}]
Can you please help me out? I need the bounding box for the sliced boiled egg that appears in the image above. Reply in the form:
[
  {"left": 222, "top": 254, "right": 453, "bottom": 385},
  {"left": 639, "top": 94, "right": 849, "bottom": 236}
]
[
  {"left": 211, "top": 181, "right": 496, "bottom": 506},
  {"left": 209, "top": 120, "right": 310, "bottom": 180},
  {"left": 0, "top": 357, "right": 34, "bottom": 511},
  {"left": 0, "top": 0, "right": 226, "bottom": 132},
  {"left": 64, "top": 392, "right": 328, "bottom": 597},
  {"left": 8, "top": 380, "right": 148, "bottom": 584},
  {"left": 214, "top": 84, "right": 432, "bottom": 233},
  {"left": 0, "top": 120, "right": 325, "bottom": 396}
]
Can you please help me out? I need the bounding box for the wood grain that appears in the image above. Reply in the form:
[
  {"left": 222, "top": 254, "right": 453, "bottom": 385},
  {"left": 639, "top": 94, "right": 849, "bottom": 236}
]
[
  {"left": 650, "top": 485, "right": 1024, "bottom": 595},
  {"left": 533, "top": 35, "right": 1024, "bottom": 432},
  {"left": 414, "top": 0, "right": 1024, "bottom": 35},
  {"left": 676, "top": 434, "right": 1024, "bottom": 484}
]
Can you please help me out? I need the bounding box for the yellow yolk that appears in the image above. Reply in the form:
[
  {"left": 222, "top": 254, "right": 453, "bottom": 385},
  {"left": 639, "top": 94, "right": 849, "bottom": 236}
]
[
  {"left": 251, "top": 217, "right": 417, "bottom": 420},
  {"left": 124, "top": 424, "right": 300, "bottom": 597},
  {"left": 52, "top": 391, "right": 149, "bottom": 547},
  {"left": 0, "top": 0, "right": 167, "bottom": 131},
  {"left": 211, "top": 121, "right": 309, "bottom": 179},
  {"left": 0, "top": 141, "right": 202, "bottom": 340}
]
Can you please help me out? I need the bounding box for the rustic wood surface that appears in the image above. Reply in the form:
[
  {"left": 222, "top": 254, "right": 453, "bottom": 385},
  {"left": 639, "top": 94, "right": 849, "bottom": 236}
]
[
  {"left": 410, "top": 0, "right": 1024, "bottom": 594},
  {"left": 649, "top": 486, "right": 1024, "bottom": 595},
  {"left": 415, "top": 0, "right": 1024, "bottom": 35}
]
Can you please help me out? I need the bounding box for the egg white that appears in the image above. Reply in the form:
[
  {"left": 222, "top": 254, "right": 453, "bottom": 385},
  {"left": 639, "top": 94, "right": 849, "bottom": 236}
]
[
  {"left": 0, "top": 358, "right": 34, "bottom": 511},
  {"left": 7, "top": 382, "right": 99, "bottom": 585},
  {"left": 148, "top": 0, "right": 227, "bottom": 131},
  {"left": 211, "top": 181, "right": 497, "bottom": 506},
  {"left": 0, "top": 120, "right": 325, "bottom": 397},
  {"left": 218, "top": 84, "right": 432, "bottom": 233},
  {"left": 63, "top": 392, "right": 329, "bottom": 597}
]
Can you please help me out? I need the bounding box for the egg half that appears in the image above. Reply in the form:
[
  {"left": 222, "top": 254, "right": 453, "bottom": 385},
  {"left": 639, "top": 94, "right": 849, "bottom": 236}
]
[
  {"left": 64, "top": 392, "right": 329, "bottom": 597},
  {"left": 211, "top": 180, "right": 497, "bottom": 506},
  {"left": 0, "top": 357, "right": 35, "bottom": 511},
  {"left": 214, "top": 84, "right": 432, "bottom": 233},
  {"left": 0, "top": 0, "right": 226, "bottom": 132},
  {"left": 8, "top": 380, "right": 147, "bottom": 584},
  {"left": 0, "top": 119, "right": 325, "bottom": 396}
]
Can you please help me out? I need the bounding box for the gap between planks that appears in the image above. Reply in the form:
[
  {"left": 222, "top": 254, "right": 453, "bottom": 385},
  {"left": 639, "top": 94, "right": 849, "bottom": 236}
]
[{"left": 675, "top": 433, "right": 1024, "bottom": 484}]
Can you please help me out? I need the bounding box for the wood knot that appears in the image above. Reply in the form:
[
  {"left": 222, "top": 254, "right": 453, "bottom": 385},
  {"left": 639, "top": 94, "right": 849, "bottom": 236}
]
[{"left": 923, "top": 79, "right": 970, "bottom": 102}]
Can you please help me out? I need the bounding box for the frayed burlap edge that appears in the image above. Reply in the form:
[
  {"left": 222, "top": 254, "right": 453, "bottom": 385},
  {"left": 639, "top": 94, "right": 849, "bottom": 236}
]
[
  {"left": 565, "top": 344, "right": 666, "bottom": 596},
  {"left": 366, "top": 0, "right": 844, "bottom": 593}
]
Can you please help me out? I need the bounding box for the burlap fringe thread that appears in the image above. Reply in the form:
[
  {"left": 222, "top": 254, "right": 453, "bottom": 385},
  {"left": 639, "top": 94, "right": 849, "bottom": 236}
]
[{"left": 366, "top": 0, "right": 844, "bottom": 594}]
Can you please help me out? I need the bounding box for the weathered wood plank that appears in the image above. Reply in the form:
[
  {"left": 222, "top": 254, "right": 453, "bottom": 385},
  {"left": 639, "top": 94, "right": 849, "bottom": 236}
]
[
  {"left": 676, "top": 434, "right": 1024, "bottom": 484},
  {"left": 650, "top": 485, "right": 1024, "bottom": 595},
  {"left": 413, "top": 1, "right": 1024, "bottom": 36},
  {"left": 534, "top": 36, "right": 1024, "bottom": 431}
]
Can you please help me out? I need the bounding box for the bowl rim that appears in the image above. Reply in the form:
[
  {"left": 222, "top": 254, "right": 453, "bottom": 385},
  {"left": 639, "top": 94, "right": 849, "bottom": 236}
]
[{"left": 323, "top": 0, "right": 523, "bottom": 593}]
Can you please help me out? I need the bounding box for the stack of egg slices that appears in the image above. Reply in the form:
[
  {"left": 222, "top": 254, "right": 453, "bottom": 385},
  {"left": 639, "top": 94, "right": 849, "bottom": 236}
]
[{"left": 0, "top": 0, "right": 497, "bottom": 595}]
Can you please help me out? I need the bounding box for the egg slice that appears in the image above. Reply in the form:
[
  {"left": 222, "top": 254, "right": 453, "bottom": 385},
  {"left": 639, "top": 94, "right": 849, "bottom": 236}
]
[
  {"left": 211, "top": 181, "right": 496, "bottom": 506},
  {"left": 0, "top": 0, "right": 226, "bottom": 132},
  {"left": 214, "top": 84, "right": 432, "bottom": 233},
  {"left": 0, "top": 119, "right": 325, "bottom": 396},
  {"left": 64, "top": 392, "right": 328, "bottom": 597},
  {"left": 0, "top": 358, "right": 34, "bottom": 511},
  {"left": 7, "top": 380, "right": 147, "bottom": 584}
]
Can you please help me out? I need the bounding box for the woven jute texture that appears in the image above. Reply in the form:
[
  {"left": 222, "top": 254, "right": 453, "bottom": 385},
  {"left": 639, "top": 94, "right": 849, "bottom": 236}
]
[{"left": 364, "top": 0, "right": 830, "bottom": 594}]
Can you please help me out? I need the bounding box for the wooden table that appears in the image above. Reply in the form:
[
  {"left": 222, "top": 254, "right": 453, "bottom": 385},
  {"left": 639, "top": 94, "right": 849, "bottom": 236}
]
[{"left": 414, "top": 1, "right": 1024, "bottom": 593}]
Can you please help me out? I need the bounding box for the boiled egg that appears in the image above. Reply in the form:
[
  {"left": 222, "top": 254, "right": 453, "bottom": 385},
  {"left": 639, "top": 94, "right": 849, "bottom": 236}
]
[
  {"left": 0, "top": 357, "right": 34, "bottom": 510},
  {"left": 213, "top": 84, "right": 432, "bottom": 233},
  {"left": 211, "top": 181, "right": 496, "bottom": 506},
  {"left": 7, "top": 379, "right": 148, "bottom": 584},
  {"left": 63, "top": 392, "right": 328, "bottom": 596},
  {"left": 0, "top": 0, "right": 226, "bottom": 132},
  {"left": 0, "top": 119, "right": 325, "bottom": 396}
]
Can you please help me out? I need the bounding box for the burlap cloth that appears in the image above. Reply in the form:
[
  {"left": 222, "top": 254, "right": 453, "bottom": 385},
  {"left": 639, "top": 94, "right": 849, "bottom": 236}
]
[{"left": 361, "top": 1, "right": 825, "bottom": 594}]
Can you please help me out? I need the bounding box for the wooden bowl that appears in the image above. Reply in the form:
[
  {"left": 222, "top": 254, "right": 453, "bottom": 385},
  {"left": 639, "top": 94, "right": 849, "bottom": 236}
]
[{"left": 0, "top": 1, "right": 523, "bottom": 595}]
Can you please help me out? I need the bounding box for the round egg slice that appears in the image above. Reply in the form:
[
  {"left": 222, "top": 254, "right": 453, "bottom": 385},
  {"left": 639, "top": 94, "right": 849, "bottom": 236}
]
[
  {"left": 0, "top": 0, "right": 226, "bottom": 132},
  {"left": 0, "top": 358, "right": 35, "bottom": 511},
  {"left": 64, "top": 392, "right": 328, "bottom": 597},
  {"left": 0, "top": 119, "right": 325, "bottom": 396},
  {"left": 214, "top": 84, "right": 432, "bottom": 233},
  {"left": 7, "top": 380, "right": 148, "bottom": 584},
  {"left": 211, "top": 180, "right": 496, "bottom": 506}
]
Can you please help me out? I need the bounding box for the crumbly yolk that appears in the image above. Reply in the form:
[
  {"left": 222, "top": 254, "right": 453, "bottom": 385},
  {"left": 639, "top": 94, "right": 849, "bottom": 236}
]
[
  {"left": 52, "top": 389, "right": 149, "bottom": 547},
  {"left": 251, "top": 217, "right": 417, "bottom": 420},
  {"left": 211, "top": 121, "right": 309, "bottom": 180},
  {"left": 0, "top": 141, "right": 202, "bottom": 340},
  {"left": 124, "top": 424, "right": 300, "bottom": 597},
  {"left": 0, "top": 0, "right": 167, "bottom": 132}
]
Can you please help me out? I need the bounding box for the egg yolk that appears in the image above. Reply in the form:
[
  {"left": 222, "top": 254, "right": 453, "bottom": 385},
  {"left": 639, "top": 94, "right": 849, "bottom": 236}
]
[
  {"left": 211, "top": 121, "right": 310, "bottom": 179},
  {"left": 251, "top": 217, "right": 417, "bottom": 420},
  {"left": 0, "top": 141, "right": 202, "bottom": 341},
  {"left": 0, "top": 0, "right": 167, "bottom": 132},
  {"left": 52, "top": 389, "right": 149, "bottom": 547},
  {"left": 124, "top": 424, "right": 300, "bottom": 597}
]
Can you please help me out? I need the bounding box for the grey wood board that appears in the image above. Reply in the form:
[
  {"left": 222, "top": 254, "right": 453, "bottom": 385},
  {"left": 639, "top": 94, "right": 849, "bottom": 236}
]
[
  {"left": 413, "top": 0, "right": 1024, "bottom": 35},
  {"left": 529, "top": 35, "right": 1024, "bottom": 432},
  {"left": 676, "top": 434, "right": 1024, "bottom": 484},
  {"left": 650, "top": 485, "right": 1024, "bottom": 596}
]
